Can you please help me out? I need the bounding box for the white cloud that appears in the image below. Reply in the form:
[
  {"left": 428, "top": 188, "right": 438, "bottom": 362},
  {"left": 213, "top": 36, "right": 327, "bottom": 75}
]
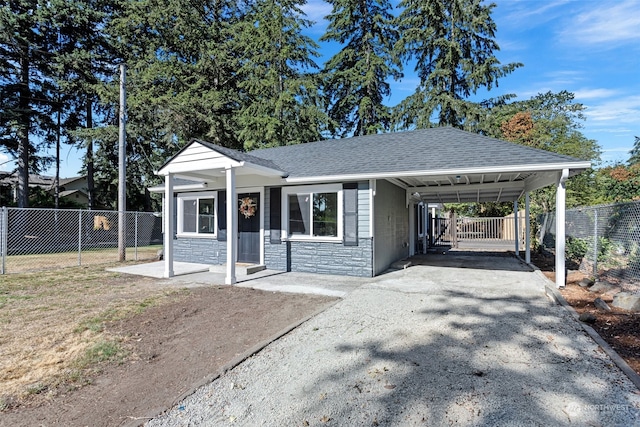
[
  {"left": 584, "top": 95, "right": 640, "bottom": 124},
  {"left": 603, "top": 146, "right": 634, "bottom": 154},
  {"left": 560, "top": 0, "right": 640, "bottom": 46},
  {"left": 497, "top": 0, "right": 571, "bottom": 29},
  {"left": 0, "top": 152, "right": 14, "bottom": 172},
  {"left": 573, "top": 88, "right": 619, "bottom": 100},
  {"left": 300, "top": 0, "right": 332, "bottom": 25}
]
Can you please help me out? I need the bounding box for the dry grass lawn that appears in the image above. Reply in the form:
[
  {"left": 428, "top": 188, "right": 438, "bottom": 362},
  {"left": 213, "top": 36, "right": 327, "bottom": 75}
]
[
  {"left": 0, "top": 262, "right": 184, "bottom": 408},
  {"left": 3, "top": 245, "right": 161, "bottom": 274}
]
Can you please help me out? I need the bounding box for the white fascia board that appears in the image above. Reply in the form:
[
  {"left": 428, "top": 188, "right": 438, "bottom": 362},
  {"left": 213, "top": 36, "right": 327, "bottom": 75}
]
[
  {"left": 157, "top": 160, "right": 285, "bottom": 179},
  {"left": 241, "top": 162, "right": 288, "bottom": 178},
  {"left": 157, "top": 159, "right": 243, "bottom": 176},
  {"left": 148, "top": 183, "right": 209, "bottom": 193},
  {"left": 282, "top": 161, "right": 592, "bottom": 184}
]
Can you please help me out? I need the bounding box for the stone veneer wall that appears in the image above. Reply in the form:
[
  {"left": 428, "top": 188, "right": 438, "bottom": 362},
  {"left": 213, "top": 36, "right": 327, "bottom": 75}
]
[
  {"left": 174, "top": 238, "right": 225, "bottom": 265},
  {"left": 264, "top": 238, "right": 373, "bottom": 277}
]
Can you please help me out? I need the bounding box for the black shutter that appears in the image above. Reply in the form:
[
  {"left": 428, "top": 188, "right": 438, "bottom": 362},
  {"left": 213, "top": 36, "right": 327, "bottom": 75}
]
[
  {"left": 269, "top": 187, "right": 282, "bottom": 244},
  {"left": 343, "top": 183, "right": 358, "bottom": 246},
  {"left": 217, "top": 190, "right": 227, "bottom": 241}
]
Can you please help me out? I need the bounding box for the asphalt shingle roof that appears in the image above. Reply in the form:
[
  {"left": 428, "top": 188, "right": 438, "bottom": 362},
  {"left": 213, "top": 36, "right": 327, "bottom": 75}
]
[{"left": 248, "top": 127, "right": 587, "bottom": 178}]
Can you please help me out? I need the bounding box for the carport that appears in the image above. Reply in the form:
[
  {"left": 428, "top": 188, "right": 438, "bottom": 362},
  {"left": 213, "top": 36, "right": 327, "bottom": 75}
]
[{"left": 391, "top": 164, "right": 583, "bottom": 287}]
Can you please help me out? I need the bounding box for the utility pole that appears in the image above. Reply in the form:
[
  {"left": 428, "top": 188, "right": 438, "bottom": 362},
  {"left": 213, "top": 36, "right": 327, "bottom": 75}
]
[{"left": 118, "top": 64, "right": 127, "bottom": 261}]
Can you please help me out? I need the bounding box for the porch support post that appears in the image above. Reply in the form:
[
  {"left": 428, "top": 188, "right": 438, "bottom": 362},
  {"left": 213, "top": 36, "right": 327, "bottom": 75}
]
[
  {"left": 525, "top": 192, "right": 531, "bottom": 264},
  {"left": 163, "top": 173, "right": 174, "bottom": 278},
  {"left": 514, "top": 199, "right": 519, "bottom": 255},
  {"left": 556, "top": 169, "right": 569, "bottom": 288},
  {"left": 225, "top": 166, "right": 237, "bottom": 285}
]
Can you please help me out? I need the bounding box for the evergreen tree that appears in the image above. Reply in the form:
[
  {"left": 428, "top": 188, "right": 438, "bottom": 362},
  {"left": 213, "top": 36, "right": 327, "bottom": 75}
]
[
  {"left": 394, "top": 0, "right": 521, "bottom": 129},
  {"left": 628, "top": 136, "right": 640, "bottom": 166},
  {"left": 320, "top": 0, "right": 401, "bottom": 137},
  {"left": 94, "top": 0, "right": 246, "bottom": 209},
  {"left": 236, "top": 0, "right": 327, "bottom": 149},
  {"left": 0, "top": 0, "right": 57, "bottom": 207},
  {"left": 44, "top": 0, "right": 116, "bottom": 209}
]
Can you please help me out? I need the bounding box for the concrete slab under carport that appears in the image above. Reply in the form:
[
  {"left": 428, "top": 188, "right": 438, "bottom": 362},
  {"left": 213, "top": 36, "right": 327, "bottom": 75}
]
[{"left": 409, "top": 250, "right": 533, "bottom": 272}]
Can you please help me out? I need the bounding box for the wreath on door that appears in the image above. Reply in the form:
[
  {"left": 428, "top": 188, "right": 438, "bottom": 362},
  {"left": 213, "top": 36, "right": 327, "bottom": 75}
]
[{"left": 239, "top": 197, "right": 257, "bottom": 219}]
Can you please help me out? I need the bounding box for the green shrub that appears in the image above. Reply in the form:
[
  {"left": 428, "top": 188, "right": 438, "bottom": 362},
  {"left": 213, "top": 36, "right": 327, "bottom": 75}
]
[{"left": 566, "top": 236, "right": 589, "bottom": 262}]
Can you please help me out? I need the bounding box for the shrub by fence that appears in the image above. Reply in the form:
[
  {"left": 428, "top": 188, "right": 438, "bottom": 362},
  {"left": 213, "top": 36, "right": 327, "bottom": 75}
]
[
  {"left": 0, "top": 208, "right": 163, "bottom": 274},
  {"left": 538, "top": 201, "right": 640, "bottom": 291}
]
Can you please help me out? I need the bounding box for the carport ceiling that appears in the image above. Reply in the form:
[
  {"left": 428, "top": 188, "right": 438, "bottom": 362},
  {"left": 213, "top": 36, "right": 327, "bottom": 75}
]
[{"left": 387, "top": 170, "right": 557, "bottom": 204}]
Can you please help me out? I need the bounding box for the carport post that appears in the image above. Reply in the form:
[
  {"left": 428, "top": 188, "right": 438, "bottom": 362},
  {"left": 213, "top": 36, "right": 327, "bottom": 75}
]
[
  {"left": 514, "top": 199, "right": 519, "bottom": 255},
  {"left": 225, "top": 166, "right": 237, "bottom": 285},
  {"left": 555, "top": 169, "right": 569, "bottom": 288},
  {"left": 163, "top": 173, "right": 174, "bottom": 278},
  {"left": 525, "top": 192, "right": 531, "bottom": 264}
]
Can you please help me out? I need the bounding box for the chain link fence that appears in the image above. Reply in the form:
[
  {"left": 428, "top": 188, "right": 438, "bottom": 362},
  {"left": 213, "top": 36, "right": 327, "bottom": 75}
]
[
  {"left": 539, "top": 201, "right": 640, "bottom": 291},
  {"left": 0, "top": 208, "right": 163, "bottom": 274}
]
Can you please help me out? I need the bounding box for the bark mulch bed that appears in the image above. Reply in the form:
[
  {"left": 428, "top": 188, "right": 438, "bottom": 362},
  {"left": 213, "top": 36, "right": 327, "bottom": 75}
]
[{"left": 531, "top": 252, "right": 640, "bottom": 377}]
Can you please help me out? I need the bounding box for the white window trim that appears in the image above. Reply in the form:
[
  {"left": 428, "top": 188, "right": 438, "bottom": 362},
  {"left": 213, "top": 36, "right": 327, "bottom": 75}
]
[
  {"left": 281, "top": 184, "right": 343, "bottom": 242},
  {"left": 176, "top": 191, "right": 218, "bottom": 238}
]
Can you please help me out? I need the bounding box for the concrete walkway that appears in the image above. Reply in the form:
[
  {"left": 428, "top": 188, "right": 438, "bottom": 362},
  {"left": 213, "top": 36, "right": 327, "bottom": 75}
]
[
  {"left": 146, "top": 253, "right": 640, "bottom": 426},
  {"left": 108, "top": 261, "right": 370, "bottom": 297}
]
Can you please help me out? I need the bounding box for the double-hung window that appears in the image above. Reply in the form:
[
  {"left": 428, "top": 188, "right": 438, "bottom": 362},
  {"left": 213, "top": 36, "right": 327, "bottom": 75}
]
[
  {"left": 283, "top": 185, "right": 342, "bottom": 241},
  {"left": 177, "top": 192, "right": 216, "bottom": 236}
]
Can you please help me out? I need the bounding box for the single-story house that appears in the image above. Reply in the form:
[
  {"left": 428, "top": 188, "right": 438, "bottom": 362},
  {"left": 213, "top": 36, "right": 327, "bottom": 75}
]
[
  {"left": 0, "top": 173, "right": 89, "bottom": 207},
  {"left": 154, "top": 127, "right": 590, "bottom": 288}
]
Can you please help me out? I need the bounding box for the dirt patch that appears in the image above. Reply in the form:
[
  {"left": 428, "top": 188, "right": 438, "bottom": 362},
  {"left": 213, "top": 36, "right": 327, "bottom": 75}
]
[
  {"left": 1, "top": 274, "right": 336, "bottom": 427},
  {"left": 530, "top": 251, "right": 640, "bottom": 377}
]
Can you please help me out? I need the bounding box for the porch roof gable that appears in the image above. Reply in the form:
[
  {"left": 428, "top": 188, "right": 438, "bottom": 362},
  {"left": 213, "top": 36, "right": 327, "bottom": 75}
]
[{"left": 157, "top": 139, "right": 287, "bottom": 177}]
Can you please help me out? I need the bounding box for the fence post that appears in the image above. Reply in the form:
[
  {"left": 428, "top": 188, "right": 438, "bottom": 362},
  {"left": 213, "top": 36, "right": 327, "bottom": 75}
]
[
  {"left": 135, "top": 212, "right": 138, "bottom": 261},
  {"left": 78, "top": 210, "right": 82, "bottom": 266},
  {"left": 593, "top": 208, "right": 598, "bottom": 276},
  {"left": 1, "top": 207, "right": 7, "bottom": 274}
]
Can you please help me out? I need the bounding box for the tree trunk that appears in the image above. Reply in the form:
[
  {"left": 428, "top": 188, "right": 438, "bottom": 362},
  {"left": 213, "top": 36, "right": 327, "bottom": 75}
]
[
  {"left": 17, "top": 51, "right": 30, "bottom": 208},
  {"left": 86, "top": 101, "right": 95, "bottom": 209},
  {"left": 55, "top": 106, "right": 60, "bottom": 209}
]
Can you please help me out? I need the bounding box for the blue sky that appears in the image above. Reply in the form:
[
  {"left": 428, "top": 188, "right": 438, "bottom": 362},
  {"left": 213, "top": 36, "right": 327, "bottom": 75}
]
[{"left": 8, "top": 0, "right": 638, "bottom": 178}]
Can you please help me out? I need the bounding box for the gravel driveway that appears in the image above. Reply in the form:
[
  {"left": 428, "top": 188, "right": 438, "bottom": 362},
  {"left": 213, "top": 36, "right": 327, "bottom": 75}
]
[{"left": 147, "top": 254, "right": 640, "bottom": 426}]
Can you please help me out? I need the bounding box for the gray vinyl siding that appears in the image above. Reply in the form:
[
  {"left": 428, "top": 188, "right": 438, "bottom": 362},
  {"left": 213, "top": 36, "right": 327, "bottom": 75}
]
[{"left": 373, "top": 179, "right": 410, "bottom": 275}]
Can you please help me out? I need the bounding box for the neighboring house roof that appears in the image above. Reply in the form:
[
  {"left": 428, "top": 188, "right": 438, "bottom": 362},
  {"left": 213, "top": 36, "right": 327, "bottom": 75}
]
[
  {"left": 249, "top": 127, "right": 587, "bottom": 181},
  {"left": 0, "top": 173, "right": 55, "bottom": 187},
  {"left": 57, "top": 176, "right": 87, "bottom": 187},
  {"left": 59, "top": 189, "right": 87, "bottom": 198},
  {"left": 0, "top": 173, "right": 86, "bottom": 189}
]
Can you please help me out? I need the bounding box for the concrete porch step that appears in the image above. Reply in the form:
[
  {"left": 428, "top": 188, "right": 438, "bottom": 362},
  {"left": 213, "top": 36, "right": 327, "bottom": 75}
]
[
  {"left": 209, "top": 263, "right": 266, "bottom": 275},
  {"left": 390, "top": 259, "right": 412, "bottom": 270}
]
